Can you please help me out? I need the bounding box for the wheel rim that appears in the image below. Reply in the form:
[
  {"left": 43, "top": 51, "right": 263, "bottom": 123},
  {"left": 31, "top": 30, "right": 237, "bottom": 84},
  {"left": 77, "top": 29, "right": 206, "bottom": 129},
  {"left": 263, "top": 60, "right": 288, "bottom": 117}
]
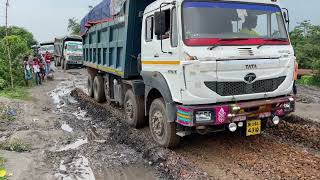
[
  {"left": 125, "top": 99, "right": 134, "bottom": 121},
  {"left": 151, "top": 110, "right": 164, "bottom": 139}
]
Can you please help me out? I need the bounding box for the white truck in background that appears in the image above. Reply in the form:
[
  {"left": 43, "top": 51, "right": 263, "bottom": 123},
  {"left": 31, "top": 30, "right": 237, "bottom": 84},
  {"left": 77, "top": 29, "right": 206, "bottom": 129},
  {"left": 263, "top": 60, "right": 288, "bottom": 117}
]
[
  {"left": 82, "top": 0, "right": 296, "bottom": 147},
  {"left": 54, "top": 35, "right": 83, "bottom": 70}
]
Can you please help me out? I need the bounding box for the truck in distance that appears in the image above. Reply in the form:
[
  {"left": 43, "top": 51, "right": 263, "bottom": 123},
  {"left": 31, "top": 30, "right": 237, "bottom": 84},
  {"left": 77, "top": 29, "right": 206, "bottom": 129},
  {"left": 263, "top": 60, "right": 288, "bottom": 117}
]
[
  {"left": 54, "top": 35, "right": 83, "bottom": 70},
  {"left": 81, "top": 0, "right": 296, "bottom": 147},
  {"left": 39, "top": 41, "right": 54, "bottom": 58}
]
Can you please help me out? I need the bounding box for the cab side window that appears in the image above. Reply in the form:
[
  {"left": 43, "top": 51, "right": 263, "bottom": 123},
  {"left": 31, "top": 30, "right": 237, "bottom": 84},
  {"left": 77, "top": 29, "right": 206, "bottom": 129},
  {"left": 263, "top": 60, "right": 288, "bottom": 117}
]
[
  {"left": 156, "top": 9, "right": 171, "bottom": 40},
  {"left": 145, "top": 16, "right": 154, "bottom": 42}
]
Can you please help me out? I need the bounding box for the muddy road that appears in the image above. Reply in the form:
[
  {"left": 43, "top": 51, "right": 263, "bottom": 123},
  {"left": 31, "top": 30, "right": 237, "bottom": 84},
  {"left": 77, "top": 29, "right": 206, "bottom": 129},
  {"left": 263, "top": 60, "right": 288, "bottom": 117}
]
[{"left": 1, "top": 68, "right": 319, "bottom": 180}]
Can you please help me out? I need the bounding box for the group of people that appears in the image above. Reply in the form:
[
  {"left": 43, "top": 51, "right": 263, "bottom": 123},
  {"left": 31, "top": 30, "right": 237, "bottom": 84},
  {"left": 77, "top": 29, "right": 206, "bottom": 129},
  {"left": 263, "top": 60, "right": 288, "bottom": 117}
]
[{"left": 23, "top": 51, "right": 53, "bottom": 86}]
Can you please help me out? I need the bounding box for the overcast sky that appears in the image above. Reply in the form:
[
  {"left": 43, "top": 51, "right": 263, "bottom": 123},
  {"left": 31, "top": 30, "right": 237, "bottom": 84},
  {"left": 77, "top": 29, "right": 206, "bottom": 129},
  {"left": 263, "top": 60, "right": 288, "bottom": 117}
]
[{"left": 2, "top": 0, "right": 320, "bottom": 42}]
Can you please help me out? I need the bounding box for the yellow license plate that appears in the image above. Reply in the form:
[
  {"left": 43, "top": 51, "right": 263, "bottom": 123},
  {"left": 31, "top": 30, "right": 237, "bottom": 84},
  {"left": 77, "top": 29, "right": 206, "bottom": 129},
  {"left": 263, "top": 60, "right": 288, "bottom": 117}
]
[{"left": 246, "top": 120, "right": 261, "bottom": 136}]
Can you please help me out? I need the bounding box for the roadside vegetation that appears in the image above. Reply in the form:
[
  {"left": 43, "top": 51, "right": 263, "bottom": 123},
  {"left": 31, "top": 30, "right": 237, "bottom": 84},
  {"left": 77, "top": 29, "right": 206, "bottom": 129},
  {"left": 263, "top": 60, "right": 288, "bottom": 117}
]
[
  {"left": 290, "top": 20, "right": 320, "bottom": 86},
  {"left": 0, "top": 140, "right": 31, "bottom": 153},
  {"left": 0, "top": 156, "right": 7, "bottom": 180},
  {"left": 0, "top": 26, "right": 36, "bottom": 99}
]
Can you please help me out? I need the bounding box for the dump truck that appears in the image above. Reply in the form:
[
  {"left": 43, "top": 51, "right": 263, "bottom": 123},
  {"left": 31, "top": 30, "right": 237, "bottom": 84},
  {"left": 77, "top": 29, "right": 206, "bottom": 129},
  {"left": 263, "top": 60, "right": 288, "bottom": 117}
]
[
  {"left": 53, "top": 35, "right": 83, "bottom": 70},
  {"left": 81, "top": 0, "right": 296, "bottom": 147}
]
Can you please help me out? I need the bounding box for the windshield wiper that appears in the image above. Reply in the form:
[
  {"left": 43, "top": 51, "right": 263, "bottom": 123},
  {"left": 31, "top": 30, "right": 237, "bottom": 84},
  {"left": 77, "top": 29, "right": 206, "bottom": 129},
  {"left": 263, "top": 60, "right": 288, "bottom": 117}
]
[
  {"left": 257, "top": 38, "right": 289, "bottom": 49},
  {"left": 207, "top": 38, "right": 250, "bottom": 50}
]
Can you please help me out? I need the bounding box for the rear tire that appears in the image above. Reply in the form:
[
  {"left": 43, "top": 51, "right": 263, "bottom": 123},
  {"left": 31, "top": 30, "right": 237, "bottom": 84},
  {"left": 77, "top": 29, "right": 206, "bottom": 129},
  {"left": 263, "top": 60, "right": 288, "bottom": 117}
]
[
  {"left": 149, "top": 98, "right": 180, "bottom": 148},
  {"left": 93, "top": 76, "right": 106, "bottom": 103},
  {"left": 87, "top": 74, "right": 94, "bottom": 98},
  {"left": 124, "top": 89, "right": 145, "bottom": 128}
]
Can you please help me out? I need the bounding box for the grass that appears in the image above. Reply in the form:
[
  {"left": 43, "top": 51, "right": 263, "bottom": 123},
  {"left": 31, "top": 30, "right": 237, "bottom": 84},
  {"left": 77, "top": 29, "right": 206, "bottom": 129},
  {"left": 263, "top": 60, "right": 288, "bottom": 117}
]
[
  {"left": 0, "top": 86, "right": 31, "bottom": 100},
  {"left": 0, "top": 156, "right": 7, "bottom": 180},
  {"left": 297, "top": 75, "right": 320, "bottom": 87},
  {"left": 0, "top": 140, "right": 31, "bottom": 153}
]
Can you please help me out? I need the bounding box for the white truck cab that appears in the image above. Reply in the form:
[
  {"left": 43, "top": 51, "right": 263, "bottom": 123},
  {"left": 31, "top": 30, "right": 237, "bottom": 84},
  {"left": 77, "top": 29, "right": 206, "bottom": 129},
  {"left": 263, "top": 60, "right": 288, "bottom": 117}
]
[
  {"left": 140, "top": 0, "right": 295, "bottom": 146},
  {"left": 142, "top": 0, "right": 294, "bottom": 105}
]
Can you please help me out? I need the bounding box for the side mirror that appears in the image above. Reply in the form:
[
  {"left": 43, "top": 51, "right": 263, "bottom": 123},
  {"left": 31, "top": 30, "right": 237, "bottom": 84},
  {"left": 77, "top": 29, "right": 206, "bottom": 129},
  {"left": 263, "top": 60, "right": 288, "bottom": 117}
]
[
  {"left": 282, "top": 8, "right": 290, "bottom": 31},
  {"left": 283, "top": 11, "right": 289, "bottom": 23},
  {"left": 154, "top": 11, "right": 166, "bottom": 36}
]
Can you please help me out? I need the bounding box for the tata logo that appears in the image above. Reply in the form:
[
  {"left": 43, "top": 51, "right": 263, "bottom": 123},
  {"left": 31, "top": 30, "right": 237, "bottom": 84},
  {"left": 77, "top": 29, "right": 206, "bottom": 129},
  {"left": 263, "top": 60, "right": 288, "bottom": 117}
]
[
  {"left": 245, "top": 64, "right": 257, "bottom": 70},
  {"left": 244, "top": 73, "right": 257, "bottom": 84}
]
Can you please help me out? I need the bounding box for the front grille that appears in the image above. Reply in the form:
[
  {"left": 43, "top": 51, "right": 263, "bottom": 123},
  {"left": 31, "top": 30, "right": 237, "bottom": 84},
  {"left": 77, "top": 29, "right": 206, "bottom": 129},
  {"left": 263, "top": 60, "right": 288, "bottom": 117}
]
[
  {"left": 238, "top": 48, "right": 254, "bottom": 56},
  {"left": 69, "top": 56, "right": 83, "bottom": 61},
  {"left": 204, "top": 76, "right": 286, "bottom": 96}
]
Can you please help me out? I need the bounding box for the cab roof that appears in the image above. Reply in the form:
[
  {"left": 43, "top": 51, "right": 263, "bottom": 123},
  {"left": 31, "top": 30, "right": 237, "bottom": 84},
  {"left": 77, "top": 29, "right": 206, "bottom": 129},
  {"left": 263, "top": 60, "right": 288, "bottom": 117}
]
[{"left": 144, "top": 0, "right": 281, "bottom": 14}]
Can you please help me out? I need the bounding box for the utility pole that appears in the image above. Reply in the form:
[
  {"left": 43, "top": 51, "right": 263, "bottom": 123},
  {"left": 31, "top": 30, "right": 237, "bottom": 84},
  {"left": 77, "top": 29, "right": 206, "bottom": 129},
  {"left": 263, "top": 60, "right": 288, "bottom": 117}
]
[{"left": 5, "top": 0, "right": 13, "bottom": 88}]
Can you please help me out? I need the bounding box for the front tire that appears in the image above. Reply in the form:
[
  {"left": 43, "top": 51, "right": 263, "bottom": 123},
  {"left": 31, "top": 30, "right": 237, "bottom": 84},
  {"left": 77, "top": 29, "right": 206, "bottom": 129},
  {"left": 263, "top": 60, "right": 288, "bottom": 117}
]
[
  {"left": 124, "top": 89, "right": 145, "bottom": 128},
  {"left": 149, "top": 98, "right": 180, "bottom": 148},
  {"left": 93, "top": 76, "right": 105, "bottom": 103}
]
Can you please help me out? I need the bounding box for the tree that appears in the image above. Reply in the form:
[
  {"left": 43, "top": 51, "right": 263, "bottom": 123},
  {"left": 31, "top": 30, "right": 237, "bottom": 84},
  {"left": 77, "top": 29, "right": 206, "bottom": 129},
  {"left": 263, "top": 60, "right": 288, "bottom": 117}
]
[
  {"left": 68, "top": 18, "right": 81, "bottom": 35},
  {"left": 0, "top": 35, "right": 31, "bottom": 89},
  {"left": 0, "top": 26, "right": 37, "bottom": 47},
  {"left": 290, "top": 20, "right": 320, "bottom": 74}
]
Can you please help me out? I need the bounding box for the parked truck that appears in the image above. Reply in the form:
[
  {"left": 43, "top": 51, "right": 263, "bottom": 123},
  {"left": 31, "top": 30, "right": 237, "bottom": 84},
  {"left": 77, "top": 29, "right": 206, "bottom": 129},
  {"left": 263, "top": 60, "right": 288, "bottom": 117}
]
[
  {"left": 53, "top": 35, "right": 83, "bottom": 70},
  {"left": 81, "top": 0, "right": 296, "bottom": 147},
  {"left": 40, "top": 41, "right": 54, "bottom": 58}
]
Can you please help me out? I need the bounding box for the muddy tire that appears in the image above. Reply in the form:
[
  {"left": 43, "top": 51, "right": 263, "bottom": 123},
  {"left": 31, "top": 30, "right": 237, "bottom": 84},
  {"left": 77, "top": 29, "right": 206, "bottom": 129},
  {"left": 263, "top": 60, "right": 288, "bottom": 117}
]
[
  {"left": 93, "top": 76, "right": 106, "bottom": 103},
  {"left": 149, "top": 98, "right": 180, "bottom": 148},
  {"left": 124, "top": 89, "right": 145, "bottom": 128},
  {"left": 87, "top": 74, "right": 94, "bottom": 98}
]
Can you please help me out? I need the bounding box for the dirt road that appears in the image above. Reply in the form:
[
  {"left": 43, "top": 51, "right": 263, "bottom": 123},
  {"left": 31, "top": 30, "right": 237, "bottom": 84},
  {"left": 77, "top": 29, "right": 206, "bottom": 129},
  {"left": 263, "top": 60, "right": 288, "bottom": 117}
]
[{"left": 0, "top": 69, "right": 319, "bottom": 180}]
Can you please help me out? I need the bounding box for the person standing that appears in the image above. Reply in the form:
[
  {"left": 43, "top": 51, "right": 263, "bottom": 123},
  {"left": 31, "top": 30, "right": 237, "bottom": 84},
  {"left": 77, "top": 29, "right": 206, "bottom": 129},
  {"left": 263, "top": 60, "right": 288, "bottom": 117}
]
[
  {"left": 23, "top": 56, "right": 32, "bottom": 86},
  {"left": 33, "top": 57, "right": 42, "bottom": 85},
  {"left": 38, "top": 55, "right": 46, "bottom": 81},
  {"left": 44, "top": 51, "right": 51, "bottom": 75}
]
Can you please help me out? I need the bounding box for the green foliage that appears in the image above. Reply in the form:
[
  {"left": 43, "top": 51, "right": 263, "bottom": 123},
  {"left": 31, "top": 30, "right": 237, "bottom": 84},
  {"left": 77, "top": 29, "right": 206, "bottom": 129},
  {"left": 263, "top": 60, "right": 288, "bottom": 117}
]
[
  {"left": 68, "top": 18, "right": 81, "bottom": 35},
  {"left": 0, "top": 26, "right": 37, "bottom": 47},
  {"left": 0, "top": 35, "right": 31, "bottom": 89},
  {"left": 297, "top": 75, "right": 320, "bottom": 87},
  {"left": 290, "top": 20, "right": 320, "bottom": 74},
  {"left": 0, "top": 86, "right": 30, "bottom": 100},
  {"left": 0, "top": 139, "right": 31, "bottom": 152}
]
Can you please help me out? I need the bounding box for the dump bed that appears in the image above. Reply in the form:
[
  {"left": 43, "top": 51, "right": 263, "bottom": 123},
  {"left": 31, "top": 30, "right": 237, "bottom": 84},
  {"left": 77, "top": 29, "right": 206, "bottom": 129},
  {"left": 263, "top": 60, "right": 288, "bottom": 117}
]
[{"left": 82, "top": 0, "right": 155, "bottom": 79}]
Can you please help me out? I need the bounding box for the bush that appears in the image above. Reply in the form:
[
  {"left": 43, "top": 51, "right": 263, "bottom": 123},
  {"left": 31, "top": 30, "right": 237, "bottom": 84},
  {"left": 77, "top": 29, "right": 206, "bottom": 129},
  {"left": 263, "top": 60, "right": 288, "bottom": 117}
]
[
  {"left": 0, "top": 35, "right": 31, "bottom": 89},
  {"left": 297, "top": 75, "right": 320, "bottom": 87}
]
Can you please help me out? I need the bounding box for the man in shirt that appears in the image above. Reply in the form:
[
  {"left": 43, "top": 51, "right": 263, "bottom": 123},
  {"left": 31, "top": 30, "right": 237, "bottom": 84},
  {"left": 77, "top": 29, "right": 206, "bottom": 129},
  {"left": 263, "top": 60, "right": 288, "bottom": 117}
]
[{"left": 44, "top": 51, "right": 51, "bottom": 75}]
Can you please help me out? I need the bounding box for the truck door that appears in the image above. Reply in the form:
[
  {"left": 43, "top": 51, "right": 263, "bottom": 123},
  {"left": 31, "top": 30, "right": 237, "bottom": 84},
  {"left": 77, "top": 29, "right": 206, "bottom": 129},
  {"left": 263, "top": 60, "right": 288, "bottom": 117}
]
[{"left": 142, "top": 6, "right": 180, "bottom": 68}]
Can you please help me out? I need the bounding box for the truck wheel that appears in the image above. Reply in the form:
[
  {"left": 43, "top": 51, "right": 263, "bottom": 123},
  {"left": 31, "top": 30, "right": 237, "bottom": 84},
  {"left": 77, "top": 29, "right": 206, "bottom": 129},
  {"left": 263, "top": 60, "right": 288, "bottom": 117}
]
[
  {"left": 124, "top": 89, "right": 145, "bottom": 128},
  {"left": 87, "top": 74, "right": 94, "bottom": 98},
  {"left": 149, "top": 98, "right": 180, "bottom": 148},
  {"left": 93, "top": 76, "right": 106, "bottom": 103}
]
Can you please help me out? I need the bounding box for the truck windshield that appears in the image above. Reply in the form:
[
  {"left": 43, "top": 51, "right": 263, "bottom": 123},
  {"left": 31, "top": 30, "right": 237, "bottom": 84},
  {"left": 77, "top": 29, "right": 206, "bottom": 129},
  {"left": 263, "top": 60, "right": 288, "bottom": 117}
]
[
  {"left": 66, "top": 42, "right": 83, "bottom": 52},
  {"left": 183, "top": 2, "right": 289, "bottom": 46}
]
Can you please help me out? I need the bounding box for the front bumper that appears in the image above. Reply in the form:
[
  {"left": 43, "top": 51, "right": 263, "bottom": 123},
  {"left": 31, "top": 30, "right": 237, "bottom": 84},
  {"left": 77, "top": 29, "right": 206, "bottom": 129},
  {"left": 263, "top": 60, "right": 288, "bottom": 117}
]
[{"left": 176, "top": 96, "right": 295, "bottom": 127}]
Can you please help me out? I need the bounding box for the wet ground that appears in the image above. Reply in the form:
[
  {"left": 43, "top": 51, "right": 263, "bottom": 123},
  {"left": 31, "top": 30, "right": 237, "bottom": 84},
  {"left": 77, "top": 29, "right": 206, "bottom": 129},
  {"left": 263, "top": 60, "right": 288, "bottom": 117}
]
[{"left": 0, "top": 68, "right": 319, "bottom": 180}]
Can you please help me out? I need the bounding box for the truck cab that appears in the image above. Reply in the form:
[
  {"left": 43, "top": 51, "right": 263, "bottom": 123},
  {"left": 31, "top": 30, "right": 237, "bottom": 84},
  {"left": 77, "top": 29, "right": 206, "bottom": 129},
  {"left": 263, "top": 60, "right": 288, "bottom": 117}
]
[
  {"left": 54, "top": 35, "right": 83, "bottom": 70},
  {"left": 140, "top": 0, "right": 295, "bottom": 144}
]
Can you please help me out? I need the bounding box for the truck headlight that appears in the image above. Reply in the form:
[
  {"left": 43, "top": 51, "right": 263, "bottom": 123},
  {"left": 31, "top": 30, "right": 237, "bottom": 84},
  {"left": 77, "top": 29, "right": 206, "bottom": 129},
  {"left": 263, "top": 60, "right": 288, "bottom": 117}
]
[{"left": 196, "top": 111, "right": 212, "bottom": 122}]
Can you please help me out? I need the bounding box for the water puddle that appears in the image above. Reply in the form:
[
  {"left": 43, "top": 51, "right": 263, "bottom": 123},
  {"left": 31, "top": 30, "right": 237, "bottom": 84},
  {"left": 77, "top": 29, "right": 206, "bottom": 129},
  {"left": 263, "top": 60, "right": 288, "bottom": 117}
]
[
  {"left": 57, "top": 138, "right": 88, "bottom": 152},
  {"left": 55, "top": 155, "right": 95, "bottom": 180},
  {"left": 95, "top": 165, "right": 157, "bottom": 180}
]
